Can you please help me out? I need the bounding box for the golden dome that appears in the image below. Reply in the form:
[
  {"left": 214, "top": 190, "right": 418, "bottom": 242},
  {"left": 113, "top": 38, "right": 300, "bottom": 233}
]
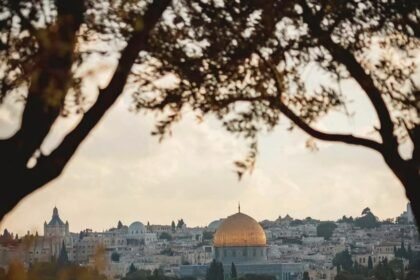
[{"left": 213, "top": 212, "right": 266, "bottom": 247}]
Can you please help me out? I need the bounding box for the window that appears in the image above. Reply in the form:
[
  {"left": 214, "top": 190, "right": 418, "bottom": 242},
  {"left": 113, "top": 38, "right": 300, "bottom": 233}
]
[
  {"left": 253, "top": 248, "right": 256, "bottom": 256},
  {"left": 232, "top": 250, "right": 236, "bottom": 257}
]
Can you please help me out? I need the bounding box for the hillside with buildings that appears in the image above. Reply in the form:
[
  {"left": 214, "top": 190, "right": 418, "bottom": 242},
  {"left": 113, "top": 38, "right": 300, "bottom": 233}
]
[{"left": 0, "top": 205, "right": 419, "bottom": 280}]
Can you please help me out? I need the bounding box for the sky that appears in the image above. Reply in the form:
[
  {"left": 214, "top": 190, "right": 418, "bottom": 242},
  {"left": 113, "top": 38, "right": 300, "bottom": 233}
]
[{"left": 0, "top": 58, "right": 410, "bottom": 236}]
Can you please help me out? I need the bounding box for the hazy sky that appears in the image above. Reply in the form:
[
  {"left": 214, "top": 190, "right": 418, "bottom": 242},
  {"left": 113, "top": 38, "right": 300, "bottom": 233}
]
[{"left": 0, "top": 60, "right": 409, "bottom": 236}]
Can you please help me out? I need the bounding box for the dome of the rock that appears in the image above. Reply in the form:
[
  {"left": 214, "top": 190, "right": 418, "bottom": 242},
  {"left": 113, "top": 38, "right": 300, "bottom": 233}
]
[{"left": 213, "top": 212, "right": 266, "bottom": 247}]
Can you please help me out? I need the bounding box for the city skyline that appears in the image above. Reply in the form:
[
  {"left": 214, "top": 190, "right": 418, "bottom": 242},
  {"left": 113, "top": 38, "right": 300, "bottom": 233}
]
[{"left": 0, "top": 200, "right": 409, "bottom": 236}]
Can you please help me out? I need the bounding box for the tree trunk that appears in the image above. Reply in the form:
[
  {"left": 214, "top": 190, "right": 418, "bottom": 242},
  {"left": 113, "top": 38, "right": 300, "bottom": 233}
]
[
  {"left": 384, "top": 152, "right": 420, "bottom": 228},
  {"left": 0, "top": 0, "right": 171, "bottom": 223}
]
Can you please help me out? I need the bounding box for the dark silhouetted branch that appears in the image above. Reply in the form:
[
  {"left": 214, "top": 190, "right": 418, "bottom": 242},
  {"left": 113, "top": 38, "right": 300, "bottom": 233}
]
[{"left": 26, "top": 0, "right": 171, "bottom": 191}]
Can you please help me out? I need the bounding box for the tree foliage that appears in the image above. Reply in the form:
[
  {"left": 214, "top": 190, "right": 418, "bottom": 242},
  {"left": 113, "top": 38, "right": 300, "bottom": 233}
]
[
  {"left": 0, "top": 0, "right": 419, "bottom": 227},
  {"left": 134, "top": 0, "right": 420, "bottom": 225},
  {"left": 159, "top": 232, "right": 173, "bottom": 241},
  {"left": 237, "top": 274, "right": 276, "bottom": 280},
  {"left": 367, "top": 256, "right": 373, "bottom": 270},
  {"left": 111, "top": 251, "right": 121, "bottom": 262},
  {"left": 354, "top": 208, "right": 379, "bottom": 229},
  {"left": 374, "top": 259, "right": 395, "bottom": 280},
  {"left": 177, "top": 219, "right": 185, "bottom": 229},
  {"left": 230, "top": 262, "right": 237, "bottom": 279},
  {"left": 0, "top": 260, "right": 106, "bottom": 280},
  {"left": 57, "top": 241, "right": 69, "bottom": 267},
  {"left": 333, "top": 250, "right": 353, "bottom": 272},
  {"left": 206, "top": 259, "right": 224, "bottom": 280},
  {"left": 316, "top": 221, "right": 337, "bottom": 240},
  {"left": 0, "top": 0, "right": 171, "bottom": 220}
]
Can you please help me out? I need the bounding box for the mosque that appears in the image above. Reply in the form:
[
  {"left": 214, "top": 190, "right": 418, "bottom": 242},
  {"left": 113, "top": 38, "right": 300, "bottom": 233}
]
[{"left": 180, "top": 206, "right": 304, "bottom": 279}]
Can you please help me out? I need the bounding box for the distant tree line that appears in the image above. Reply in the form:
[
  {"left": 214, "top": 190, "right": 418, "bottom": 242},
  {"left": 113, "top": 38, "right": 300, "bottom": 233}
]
[
  {"left": 332, "top": 248, "right": 420, "bottom": 280},
  {"left": 205, "top": 260, "right": 278, "bottom": 280},
  {"left": 0, "top": 259, "right": 106, "bottom": 280}
]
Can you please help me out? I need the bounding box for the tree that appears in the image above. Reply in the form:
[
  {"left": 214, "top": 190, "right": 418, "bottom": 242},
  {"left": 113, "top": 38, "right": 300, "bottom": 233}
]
[
  {"left": 333, "top": 250, "right": 353, "bottom": 272},
  {"left": 0, "top": 0, "right": 171, "bottom": 221},
  {"left": 355, "top": 209, "right": 379, "bottom": 229},
  {"left": 159, "top": 232, "right": 172, "bottom": 241},
  {"left": 367, "top": 256, "right": 373, "bottom": 270},
  {"left": 152, "top": 268, "right": 164, "bottom": 278},
  {"left": 408, "top": 243, "right": 413, "bottom": 262},
  {"left": 203, "top": 231, "right": 215, "bottom": 241},
  {"left": 137, "top": 0, "right": 420, "bottom": 226},
  {"left": 128, "top": 263, "right": 138, "bottom": 274},
  {"left": 290, "top": 219, "right": 304, "bottom": 226},
  {"left": 361, "top": 208, "right": 371, "bottom": 216},
  {"left": 123, "top": 268, "right": 152, "bottom": 280},
  {"left": 206, "top": 259, "right": 224, "bottom": 280},
  {"left": 374, "top": 260, "right": 396, "bottom": 280},
  {"left": 338, "top": 216, "right": 354, "bottom": 224},
  {"left": 231, "top": 262, "right": 238, "bottom": 279},
  {"left": 316, "top": 221, "right": 337, "bottom": 240},
  {"left": 171, "top": 221, "right": 176, "bottom": 232},
  {"left": 2, "top": 0, "right": 420, "bottom": 228},
  {"left": 111, "top": 251, "right": 120, "bottom": 262},
  {"left": 400, "top": 241, "right": 407, "bottom": 259},
  {"left": 6, "top": 260, "right": 107, "bottom": 280},
  {"left": 237, "top": 274, "right": 275, "bottom": 280},
  {"left": 302, "top": 271, "right": 310, "bottom": 280},
  {"left": 57, "top": 241, "right": 69, "bottom": 267},
  {"left": 118, "top": 221, "right": 123, "bottom": 229},
  {"left": 177, "top": 219, "right": 185, "bottom": 229}
]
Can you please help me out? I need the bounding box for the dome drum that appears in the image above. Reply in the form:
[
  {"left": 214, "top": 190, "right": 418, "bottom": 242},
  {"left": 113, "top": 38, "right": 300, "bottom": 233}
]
[{"left": 214, "top": 246, "right": 268, "bottom": 264}]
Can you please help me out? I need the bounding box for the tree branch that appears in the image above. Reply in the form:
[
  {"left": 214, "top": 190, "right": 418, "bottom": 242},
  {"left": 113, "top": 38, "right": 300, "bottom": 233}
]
[
  {"left": 3, "top": 0, "right": 85, "bottom": 169},
  {"left": 299, "top": 0, "right": 398, "bottom": 153},
  {"left": 257, "top": 50, "right": 384, "bottom": 153},
  {"left": 277, "top": 102, "right": 384, "bottom": 153},
  {"left": 26, "top": 0, "right": 171, "bottom": 190},
  {"left": 213, "top": 94, "right": 384, "bottom": 153}
]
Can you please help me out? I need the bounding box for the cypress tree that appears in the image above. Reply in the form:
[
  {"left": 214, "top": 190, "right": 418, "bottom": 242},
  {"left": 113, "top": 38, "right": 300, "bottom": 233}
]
[
  {"left": 128, "top": 263, "right": 137, "bottom": 274},
  {"left": 401, "top": 241, "right": 406, "bottom": 258},
  {"left": 368, "top": 256, "right": 373, "bottom": 269},
  {"left": 230, "top": 262, "right": 237, "bottom": 279},
  {"left": 57, "top": 241, "right": 69, "bottom": 267},
  {"left": 408, "top": 244, "right": 413, "bottom": 263},
  {"left": 206, "top": 259, "right": 224, "bottom": 280}
]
